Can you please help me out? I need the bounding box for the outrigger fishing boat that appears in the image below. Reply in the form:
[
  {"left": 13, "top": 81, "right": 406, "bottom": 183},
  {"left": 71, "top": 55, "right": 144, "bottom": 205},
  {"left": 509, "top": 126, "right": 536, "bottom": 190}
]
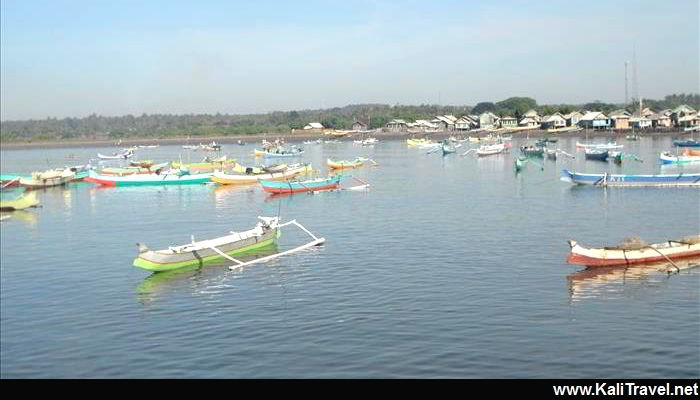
[
  {"left": 85, "top": 169, "right": 212, "bottom": 186},
  {"left": 659, "top": 152, "right": 700, "bottom": 164},
  {"left": 520, "top": 145, "right": 544, "bottom": 157},
  {"left": 171, "top": 156, "right": 234, "bottom": 173},
  {"left": 133, "top": 216, "right": 325, "bottom": 272},
  {"left": 406, "top": 138, "right": 432, "bottom": 147},
  {"left": 575, "top": 141, "right": 623, "bottom": 150},
  {"left": 98, "top": 149, "right": 134, "bottom": 160},
  {"left": 327, "top": 158, "right": 367, "bottom": 169},
  {"left": 0, "top": 188, "right": 40, "bottom": 211},
  {"left": 673, "top": 139, "right": 700, "bottom": 147},
  {"left": 514, "top": 156, "right": 543, "bottom": 172},
  {"left": 584, "top": 148, "right": 609, "bottom": 161},
  {"left": 441, "top": 141, "right": 457, "bottom": 156},
  {"left": 560, "top": 169, "right": 700, "bottom": 187},
  {"left": 260, "top": 175, "right": 346, "bottom": 194},
  {"left": 567, "top": 236, "right": 700, "bottom": 267},
  {"left": 100, "top": 162, "right": 170, "bottom": 176},
  {"left": 211, "top": 163, "right": 312, "bottom": 185},
  {"left": 19, "top": 168, "right": 75, "bottom": 189}
]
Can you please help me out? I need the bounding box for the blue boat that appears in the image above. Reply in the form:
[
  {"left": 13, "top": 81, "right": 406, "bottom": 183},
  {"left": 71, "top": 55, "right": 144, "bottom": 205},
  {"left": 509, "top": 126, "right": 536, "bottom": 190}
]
[
  {"left": 561, "top": 169, "right": 700, "bottom": 187},
  {"left": 260, "top": 175, "right": 346, "bottom": 194},
  {"left": 673, "top": 140, "right": 700, "bottom": 147}
]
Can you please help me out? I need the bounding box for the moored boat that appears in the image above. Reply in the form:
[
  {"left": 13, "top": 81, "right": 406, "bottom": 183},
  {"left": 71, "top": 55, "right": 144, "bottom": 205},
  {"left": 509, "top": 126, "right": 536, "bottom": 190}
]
[
  {"left": 567, "top": 236, "right": 700, "bottom": 267},
  {"left": 673, "top": 139, "right": 700, "bottom": 147},
  {"left": 19, "top": 168, "right": 75, "bottom": 189},
  {"left": 327, "top": 158, "right": 366, "bottom": 169},
  {"left": 683, "top": 148, "right": 700, "bottom": 156},
  {"left": 260, "top": 175, "right": 345, "bottom": 194},
  {"left": 575, "top": 141, "right": 623, "bottom": 150},
  {"left": 584, "top": 148, "right": 609, "bottom": 161},
  {"left": 85, "top": 169, "right": 212, "bottom": 186},
  {"left": 211, "top": 163, "right": 312, "bottom": 185},
  {"left": 560, "top": 169, "right": 700, "bottom": 187},
  {"left": 100, "top": 162, "right": 170, "bottom": 176},
  {"left": 659, "top": 152, "right": 700, "bottom": 164},
  {"left": 476, "top": 143, "right": 508, "bottom": 156},
  {"left": 520, "top": 145, "right": 544, "bottom": 157},
  {"left": 98, "top": 150, "right": 134, "bottom": 159},
  {"left": 133, "top": 217, "right": 281, "bottom": 272},
  {"left": 0, "top": 189, "right": 40, "bottom": 211}
]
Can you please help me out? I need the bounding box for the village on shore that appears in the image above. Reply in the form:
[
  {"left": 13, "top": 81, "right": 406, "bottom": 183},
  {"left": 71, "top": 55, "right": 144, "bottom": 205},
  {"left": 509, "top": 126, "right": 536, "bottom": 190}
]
[{"left": 299, "top": 103, "right": 700, "bottom": 137}]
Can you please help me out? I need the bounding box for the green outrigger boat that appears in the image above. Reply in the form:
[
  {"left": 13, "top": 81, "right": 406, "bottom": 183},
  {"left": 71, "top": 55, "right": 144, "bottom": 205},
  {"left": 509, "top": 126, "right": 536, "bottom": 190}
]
[{"left": 133, "top": 217, "right": 326, "bottom": 272}]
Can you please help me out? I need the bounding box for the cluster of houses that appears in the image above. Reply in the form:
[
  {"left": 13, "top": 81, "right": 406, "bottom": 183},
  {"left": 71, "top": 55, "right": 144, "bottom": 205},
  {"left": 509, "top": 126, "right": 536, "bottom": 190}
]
[{"left": 382, "top": 104, "right": 700, "bottom": 133}]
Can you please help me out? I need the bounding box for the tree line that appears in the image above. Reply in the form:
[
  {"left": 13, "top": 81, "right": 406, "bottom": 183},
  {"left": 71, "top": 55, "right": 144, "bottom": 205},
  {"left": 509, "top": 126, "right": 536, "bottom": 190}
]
[{"left": 1, "top": 93, "right": 698, "bottom": 142}]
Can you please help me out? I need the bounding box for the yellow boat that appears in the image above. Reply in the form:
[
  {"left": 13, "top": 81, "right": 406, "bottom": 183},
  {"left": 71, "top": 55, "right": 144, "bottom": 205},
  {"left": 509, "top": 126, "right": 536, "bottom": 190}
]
[
  {"left": 327, "top": 158, "right": 366, "bottom": 169},
  {"left": 407, "top": 138, "right": 431, "bottom": 147},
  {"left": 0, "top": 190, "right": 40, "bottom": 211}
]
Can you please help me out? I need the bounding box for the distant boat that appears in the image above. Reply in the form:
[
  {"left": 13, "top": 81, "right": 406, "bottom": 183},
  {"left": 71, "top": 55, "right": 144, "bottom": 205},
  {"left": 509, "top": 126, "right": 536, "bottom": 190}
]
[
  {"left": 584, "top": 149, "right": 609, "bottom": 161},
  {"left": 85, "top": 169, "right": 212, "bottom": 186},
  {"left": 237, "top": 140, "right": 245, "bottom": 146},
  {"left": 673, "top": 139, "right": 700, "bottom": 147},
  {"left": 561, "top": 169, "right": 700, "bottom": 187},
  {"left": 262, "top": 148, "right": 304, "bottom": 158},
  {"left": 567, "top": 236, "right": 700, "bottom": 267},
  {"left": 575, "top": 142, "right": 623, "bottom": 150},
  {"left": 520, "top": 145, "right": 544, "bottom": 157},
  {"left": 659, "top": 152, "right": 700, "bottom": 164},
  {"left": 98, "top": 150, "right": 133, "bottom": 160},
  {"left": 260, "top": 175, "right": 346, "bottom": 194},
  {"left": 19, "top": 168, "right": 75, "bottom": 189},
  {"left": 327, "top": 158, "right": 366, "bottom": 169},
  {"left": 477, "top": 143, "right": 508, "bottom": 156},
  {"left": 211, "top": 163, "right": 312, "bottom": 185},
  {"left": 441, "top": 142, "right": 457, "bottom": 156}
]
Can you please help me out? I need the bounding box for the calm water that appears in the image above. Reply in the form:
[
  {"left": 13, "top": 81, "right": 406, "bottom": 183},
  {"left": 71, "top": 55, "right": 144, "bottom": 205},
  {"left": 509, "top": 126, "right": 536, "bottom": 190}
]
[{"left": 1, "top": 136, "right": 699, "bottom": 378}]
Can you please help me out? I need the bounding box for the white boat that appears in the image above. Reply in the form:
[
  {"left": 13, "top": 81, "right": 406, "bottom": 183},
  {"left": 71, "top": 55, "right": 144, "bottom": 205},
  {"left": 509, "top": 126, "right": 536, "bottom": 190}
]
[
  {"left": 659, "top": 152, "right": 700, "bottom": 164},
  {"left": 19, "top": 168, "right": 75, "bottom": 188},
  {"left": 98, "top": 150, "right": 134, "bottom": 160},
  {"left": 575, "top": 141, "right": 624, "bottom": 150},
  {"left": 461, "top": 143, "right": 508, "bottom": 157}
]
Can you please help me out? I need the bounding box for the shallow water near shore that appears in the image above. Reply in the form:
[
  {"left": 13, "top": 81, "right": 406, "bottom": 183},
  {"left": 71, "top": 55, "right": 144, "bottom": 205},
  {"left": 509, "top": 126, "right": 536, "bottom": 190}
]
[{"left": 1, "top": 136, "right": 699, "bottom": 378}]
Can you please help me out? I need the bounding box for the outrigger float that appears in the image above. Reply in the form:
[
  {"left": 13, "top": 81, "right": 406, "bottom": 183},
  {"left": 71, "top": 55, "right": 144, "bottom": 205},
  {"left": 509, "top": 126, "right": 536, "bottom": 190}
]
[{"left": 133, "top": 216, "right": 324, "bottom": 272}]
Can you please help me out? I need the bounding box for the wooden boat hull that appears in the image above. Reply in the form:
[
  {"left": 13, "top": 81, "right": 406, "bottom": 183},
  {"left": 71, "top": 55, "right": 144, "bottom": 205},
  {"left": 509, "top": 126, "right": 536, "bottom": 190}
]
[
  {"left": 520, "top": 146, "right": 544, "bottom": 157},
  {"left": 327, "top": 158, "right": 364, "bottom": 169},
  {"left": 0, "top": 190, "right": 39, "bottom": 211},
  {"left": 19, "top": 174, "right": 73, "bottom": 189},
  {"left": 133, "top": 221, "right": 280, "bottom": 272},
  {"left": 673, "top": 140, "right": 700, "bottom": 147},
  {"left": 85, "top": 170, "right": 212, "bottom": 186},
  {"left": 567, "top": 237, "right": 700, "bottom": 267},
  {"left": 212, "top": 164, "right": 311, "bottom": 185},
  {"left": 260, "top": 176, "right": 343, "bottom": 194},
  {"left": 576, "top": 142, "right": 623, "bottom": 150},
  {"left": 584, "top": 150, "right": 609, "bottom": 161},
  {"left": 561, "top": 169, "right": 700, "bottom": 187}
]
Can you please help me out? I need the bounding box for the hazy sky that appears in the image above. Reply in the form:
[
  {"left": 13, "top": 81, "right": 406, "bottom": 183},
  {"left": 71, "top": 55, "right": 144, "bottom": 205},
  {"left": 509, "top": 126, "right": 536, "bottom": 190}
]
[{"left": 1, "top": 0, "right": 698, "bottom": 120}]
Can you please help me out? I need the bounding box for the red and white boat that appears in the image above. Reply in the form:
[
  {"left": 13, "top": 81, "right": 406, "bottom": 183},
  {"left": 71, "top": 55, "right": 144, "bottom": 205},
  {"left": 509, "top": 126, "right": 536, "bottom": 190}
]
[{"left": 568, "top": 236, "right": 700, "bottom": 267}]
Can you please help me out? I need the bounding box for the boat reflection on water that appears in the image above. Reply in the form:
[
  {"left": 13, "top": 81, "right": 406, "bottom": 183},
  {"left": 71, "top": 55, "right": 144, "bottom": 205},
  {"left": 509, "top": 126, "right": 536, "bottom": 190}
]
[
  {"left": 567, "top": 257, "right": 700, "bottom": 302},
  {"left": 137, "top": 244, "right": 280, "bottom": 301},
  {"left": 0, "top": 210, "right": 39, "bottom": 228}
]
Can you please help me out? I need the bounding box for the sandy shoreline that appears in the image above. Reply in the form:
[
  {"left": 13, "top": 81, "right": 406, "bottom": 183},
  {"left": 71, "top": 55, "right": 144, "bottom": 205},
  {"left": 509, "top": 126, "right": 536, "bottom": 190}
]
[{"left": 0, "top": 129, "right": 691, "bottom": 150}]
